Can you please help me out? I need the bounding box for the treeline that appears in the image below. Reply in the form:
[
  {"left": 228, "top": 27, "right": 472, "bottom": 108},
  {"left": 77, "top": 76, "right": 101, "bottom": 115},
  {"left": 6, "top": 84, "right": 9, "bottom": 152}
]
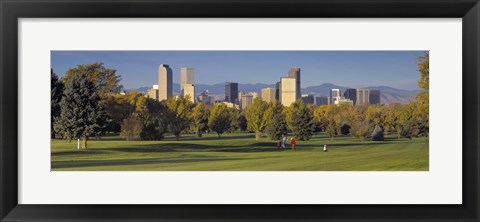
[{"left": 51, "top": 52, "right": 428, "bottom": 148}]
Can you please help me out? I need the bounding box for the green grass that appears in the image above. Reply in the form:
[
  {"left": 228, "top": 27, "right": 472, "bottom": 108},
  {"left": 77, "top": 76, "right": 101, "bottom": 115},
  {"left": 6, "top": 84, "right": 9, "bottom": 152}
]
[{"left": 51, "top": 132, "right": 428, "bottom": 171}]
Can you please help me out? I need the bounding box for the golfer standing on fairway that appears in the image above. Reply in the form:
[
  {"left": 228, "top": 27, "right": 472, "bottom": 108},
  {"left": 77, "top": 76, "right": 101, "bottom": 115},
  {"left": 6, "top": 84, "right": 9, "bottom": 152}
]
[
  {"left": 290, "top": 137, "right": 296, "bottom": 151},
  {"left": 281, "top": 135, "right": 287, "bottom": 149}
]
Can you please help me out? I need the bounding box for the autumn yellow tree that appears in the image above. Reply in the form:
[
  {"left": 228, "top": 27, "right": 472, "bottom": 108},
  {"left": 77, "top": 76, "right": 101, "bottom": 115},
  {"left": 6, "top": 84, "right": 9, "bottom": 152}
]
[
  {"left": 63, "top": 62, "right": 122, "bottom": 98},
  {"left": 166, "top": 95, "right": 194, "bottom": 140},
  {"left": 414, "top": 51, "right": 429, "bottom": 136},
  {"left": 191, "top": 103, "right": 210, "bottom": 137},
  {"left": 208, "top": 103, "right": 231, "bottom": 138},
  {"left": 245, "top": 97, "right": 268, "bottom": 140}
]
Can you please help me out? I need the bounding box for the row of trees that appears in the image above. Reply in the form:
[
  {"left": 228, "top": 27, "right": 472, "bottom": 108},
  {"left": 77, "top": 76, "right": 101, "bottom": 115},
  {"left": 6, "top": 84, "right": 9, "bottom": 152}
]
[{"left": 51, "top": 52, "right": 428, "bottom": 148}]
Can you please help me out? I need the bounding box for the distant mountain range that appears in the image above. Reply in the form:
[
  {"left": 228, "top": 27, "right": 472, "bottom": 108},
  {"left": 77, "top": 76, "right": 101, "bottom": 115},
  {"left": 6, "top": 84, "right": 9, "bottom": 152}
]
[{"left": 127, "top": 83, "right": 418, "bottom": 104}]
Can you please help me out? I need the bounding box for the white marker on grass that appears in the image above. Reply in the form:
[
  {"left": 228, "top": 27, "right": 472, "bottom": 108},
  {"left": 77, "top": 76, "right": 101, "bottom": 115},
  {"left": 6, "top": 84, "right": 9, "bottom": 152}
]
[{"left": 77, "top": 138, "right": 80, "bottom": 150}]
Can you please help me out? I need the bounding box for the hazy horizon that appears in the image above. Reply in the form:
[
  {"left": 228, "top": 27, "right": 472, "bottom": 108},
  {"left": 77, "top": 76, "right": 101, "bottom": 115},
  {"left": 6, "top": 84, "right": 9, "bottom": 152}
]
[{"left": 51, "top": 50, "right": 426, "bottom": 91}]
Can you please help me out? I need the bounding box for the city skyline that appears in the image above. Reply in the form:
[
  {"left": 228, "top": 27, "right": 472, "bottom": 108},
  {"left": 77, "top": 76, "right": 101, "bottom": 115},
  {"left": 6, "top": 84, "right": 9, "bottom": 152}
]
[{"left": 51, "top": 51, "right": 426, "bottom": 91}]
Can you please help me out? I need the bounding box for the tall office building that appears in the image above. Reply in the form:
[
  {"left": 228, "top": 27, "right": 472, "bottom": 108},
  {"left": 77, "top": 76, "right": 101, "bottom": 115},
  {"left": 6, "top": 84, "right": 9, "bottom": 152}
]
[
  {"left": 280, "top": 77, "right": 297, "bottom": 107},
  {"left": 315, "top": 96, "right": 329, "bottom": 106},
  {"left": 158, "top": 64, "right": 173, "bottom": 101},
  {"left": 369, "top": 90, "right": 381, "bottom": 105},
  {"left": 261, "top": 87, "right": 276, "bottom": 103},
  {"left": 356, "top": 89, "right": 370, "bottom": 106},
  {"left": 241, "top": 93, "right": 254, "bottom": 109},
  {"left": 275, "top": 81, "right": 281, "bottom": 101},
  {"left": 147, "top": 85, "right": 159, "bottom": 101},
  {"left": 344, "top": 88, "right": 357, "bottom": 105},
  {"left": 182, "top": 84, "right": 195, "bottom": 103},
  {"left": 197, "top": 90, "right": 212, "bottom": 105},
  {"left": 288, "top": 67, "right": 301, "bottom": 100},
  {"left": 180, "top": 67, "right": 194, "bottom": 92},
  {"left": 330, "top": 89, "right": 341, "bottom": 104},
  {"left": 225, "top": 82, "right": 239, "bottom": 104},
  {"left": 301, "top": 94, "right": 315, "bottom": 104}
]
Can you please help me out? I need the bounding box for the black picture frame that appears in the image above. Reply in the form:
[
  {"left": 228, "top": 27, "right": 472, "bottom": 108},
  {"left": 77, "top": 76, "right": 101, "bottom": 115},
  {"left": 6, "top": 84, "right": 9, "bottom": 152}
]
[{"left": 1, "top": 0, "right": 479, "bottom": 221}]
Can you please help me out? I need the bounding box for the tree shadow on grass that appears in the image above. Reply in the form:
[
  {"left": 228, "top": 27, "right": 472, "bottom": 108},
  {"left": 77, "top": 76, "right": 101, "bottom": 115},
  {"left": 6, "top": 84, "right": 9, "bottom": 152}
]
[
  {"left": 52, "top": 141, "right": 300, "bottom": 156},
  {"left": 164, "top": 134, "right": 256, "bottom": 141},
  {"left": 52, "top": 156, "right": 250, "bottom": 169}
]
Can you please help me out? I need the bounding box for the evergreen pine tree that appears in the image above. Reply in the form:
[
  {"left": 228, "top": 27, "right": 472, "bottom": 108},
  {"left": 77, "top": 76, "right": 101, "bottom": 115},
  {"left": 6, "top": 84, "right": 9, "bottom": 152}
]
[
  {"left": 286, "top": 100, "right": 315, "bottom": 141},
  {"left": 54, "top": 72, "right": 107, "bottom": 148},
  {"left": 265, "top": 101, "right": 287, "bottom": 140},
  {"left": 51, "top": 69, "right": 64, "bottom": 138}
]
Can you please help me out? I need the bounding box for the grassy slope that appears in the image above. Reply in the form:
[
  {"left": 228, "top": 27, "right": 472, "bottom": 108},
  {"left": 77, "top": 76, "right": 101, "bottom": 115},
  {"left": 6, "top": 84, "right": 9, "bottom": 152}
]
[{"left": 51, "top": 133, "right": 428, "bottom": 171}]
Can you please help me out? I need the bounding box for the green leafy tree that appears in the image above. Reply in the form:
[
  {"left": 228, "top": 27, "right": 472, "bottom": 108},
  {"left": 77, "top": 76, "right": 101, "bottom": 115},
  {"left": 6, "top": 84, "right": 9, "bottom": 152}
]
[
  {"left": 166, "top": 96, "right": 193, "bottom": 140},
  {"left": 245, "top": 97, "right": 268, "bottom": 140},
  {"left": 54, "top": 72, "right": 108, "bottom": 148},
  {"left": 63, "top": 62, "right": 122, "bottom": 98},
  {"left": 51, "top": 69, "right": 64, "bottom": 138},
  {"left": 264, "top": 101, "right": 287, "bottom": 140},
  {"left": 208, "top": 103, "right": 231, "bottom": 138},
  {"left": 238, "top": 113, "right": 248, "bottom": 131},
  {"left": 191, "top": 103, "right": 210, "bottom": 137},
  {"left": 229, "top": 107, "right": 241, "bottom": 133},
  {"left": 136, "top": 97, "right": 169, "bottom": 140},
  {"left": 104, "top": 91, "right": 140, "bottom": 133},
  {"left": 286, "top": 100, "right": 315, "bottom": 141}
]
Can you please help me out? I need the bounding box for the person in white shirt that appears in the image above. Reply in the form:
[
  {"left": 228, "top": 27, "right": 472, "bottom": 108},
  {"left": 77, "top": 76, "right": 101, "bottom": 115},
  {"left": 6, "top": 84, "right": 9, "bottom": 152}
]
[{"left": 323, "top": 144, "right": 328, "bottom": 152}]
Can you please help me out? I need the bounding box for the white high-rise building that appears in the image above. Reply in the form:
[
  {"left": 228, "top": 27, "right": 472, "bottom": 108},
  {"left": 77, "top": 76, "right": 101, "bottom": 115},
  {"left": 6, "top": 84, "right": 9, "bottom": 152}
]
[
  {"left": 280, "top": 77, "right": 297, "bottom": 107},
  {"left": 158, "top": 64, "right": 173, "bottom": 101},
  {"left": 180, "top": 67, "right": 194, "bottom": 92},
  {"left": 182, "top": 84, "right": 195, "bottom": 103},
  {"left": 261, "top": 87, "right": 276, "bottom": 103},
  {"left": 330, "top": 89, "right": 341, "bottom": 104}
]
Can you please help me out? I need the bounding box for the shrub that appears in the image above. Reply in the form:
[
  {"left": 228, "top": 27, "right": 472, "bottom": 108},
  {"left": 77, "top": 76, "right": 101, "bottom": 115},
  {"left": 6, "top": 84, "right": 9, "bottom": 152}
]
[
  {"left": 371, "top": 125, "right": 384, "bottom": 141},
  {"left": 340, "top": 124, "right": 351, "bottom": 135},
  {"left": 140, "top": 124, "right": 165, "bottom": 141},
  {"left": 351, "top": 121, "right": 372, "bottom": 141}
]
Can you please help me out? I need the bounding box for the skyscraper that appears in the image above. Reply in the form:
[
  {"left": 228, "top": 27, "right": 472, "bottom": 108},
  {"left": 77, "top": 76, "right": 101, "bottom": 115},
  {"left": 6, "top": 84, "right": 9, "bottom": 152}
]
[
  {"left": 241, "top": 93, "right": 254, "bottom": 109},
  {"left": 180, "top": 67, "right": 194, "bottom": 92},
  {"left": 197, "top": 90, "right": 212, "bottom": 105},
  {"left": 288, "top": 67, "right": 301, "bottom": 100},
  {"left": 183, "top": 84, "right": 195, "bottom": 103},
  {"left": 158, "top": 64, "right": 173, "bottom": 101},
  {"left": 301, "top": 94, "right": 315, "bottom": 104},
  {"left": 356, "top": 89, "right": 370, "bottom": 106},
  {"left": 344, "top": 88, "right": 357, "bottom": 105},
  {"left": 369, "top": 90, "right": 381, "bottom": 105},
  {"left": 280, "top": 77, "right": 296, "bottom": 107},
  {"left": 275, "top": 81, "right": 281, "bottom": 101},
  {"left": 225, "top": 82, "right": 238, "bottom": 104},
  {"left": 330, "top": 89, "right": 341, "bottom": 104},
  {"left": 261, "top": 87, "right": 276, "bottom": 103}
]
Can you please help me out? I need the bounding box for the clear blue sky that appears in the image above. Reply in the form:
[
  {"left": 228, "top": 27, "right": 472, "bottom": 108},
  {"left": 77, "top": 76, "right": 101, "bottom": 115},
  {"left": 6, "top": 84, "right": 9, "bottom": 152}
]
[{"left": 51, "top": 51, "right": 426, "bottom": 91}]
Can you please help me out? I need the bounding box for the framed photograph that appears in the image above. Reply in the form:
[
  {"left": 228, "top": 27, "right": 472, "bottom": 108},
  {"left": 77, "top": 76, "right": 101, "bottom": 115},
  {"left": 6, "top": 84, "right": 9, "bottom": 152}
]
[{"left": 1, "top": 0, "right": 479, "bottom": 221}]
